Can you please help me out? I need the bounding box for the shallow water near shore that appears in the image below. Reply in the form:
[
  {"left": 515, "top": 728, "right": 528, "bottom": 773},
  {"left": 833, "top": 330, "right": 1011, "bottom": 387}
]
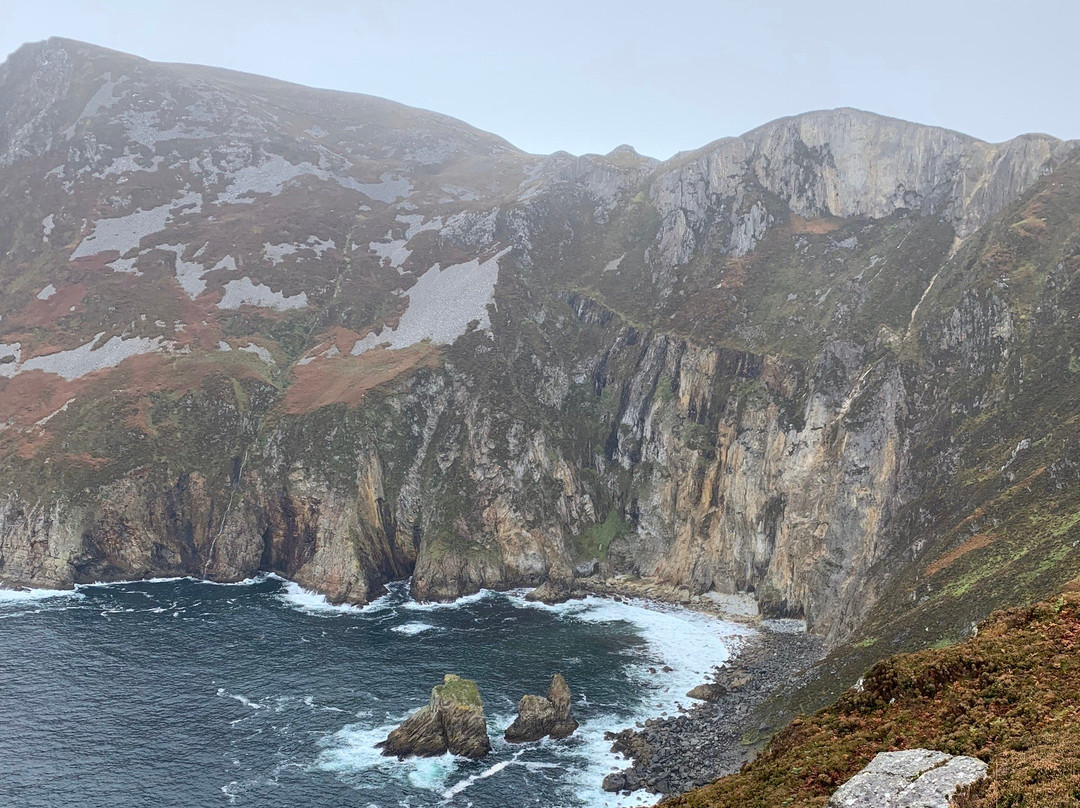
[{"left": 0, "top": 575, "right": 748, "bottom": 808}]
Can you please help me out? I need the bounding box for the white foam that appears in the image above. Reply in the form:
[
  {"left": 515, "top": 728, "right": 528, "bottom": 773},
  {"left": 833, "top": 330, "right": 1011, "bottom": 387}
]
[
  {"left": 74, "top": 574, "right": 265, "bottom": 590},
  {"left": 506, "top": 593, "right": 752, "bottom": 807},
  {"left": 216, "top": 687, "right": 264, "bottom": 709},
  {"left": 314, "top": 719, "right": 461, "bottom": 793},
  {"left": 401, "top": 589, "right": 495, "bottom": 612},
  {"left": 275, "top": 580, "right": 395, "bottom": 617},
  {"left": 0, "top": 586, "right": 82, "bottom": 604},
  {"left": 391, "top": 622, "right": 436, "bottom": 636},
  {"left": 441, "top": 757, "right": 515, "bottom": 799}
]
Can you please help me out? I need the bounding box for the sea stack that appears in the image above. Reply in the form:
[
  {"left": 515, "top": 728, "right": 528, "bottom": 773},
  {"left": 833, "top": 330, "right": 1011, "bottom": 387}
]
[
  {"left": 380, "top": 674, "right": 491, "bottom": 760},
  {"left": 505, "top": 674, "right": 580, "bottom": 743}
]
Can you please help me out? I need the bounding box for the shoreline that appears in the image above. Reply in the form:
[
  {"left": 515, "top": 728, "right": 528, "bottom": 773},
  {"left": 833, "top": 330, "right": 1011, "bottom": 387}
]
[
  {"left": 600, "top": 625, "right": 825, "bottom": 797},
  {"left": 523, "top": 574, "right": 826, "bottom": 800},
  {"left": 2, "top": 572, "right": 822, "bottom": 802},
  {"left": 575, "top": 576, "right": 767, "bottom": 626}
]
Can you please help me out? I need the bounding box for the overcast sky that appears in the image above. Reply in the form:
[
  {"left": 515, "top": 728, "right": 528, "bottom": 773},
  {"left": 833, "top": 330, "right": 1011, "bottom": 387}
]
[{"left": 1, "top": 0, "right": 1076, "bottom": 159}]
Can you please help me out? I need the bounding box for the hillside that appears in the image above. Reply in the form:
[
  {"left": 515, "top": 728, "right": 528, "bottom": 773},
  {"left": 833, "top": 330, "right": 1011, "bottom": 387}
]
[
  {"left": 664, "top": 583, "right": 1080, "bottom": 807},
  {"left": 2, "top": 37, "right": 1080, "bottom": 785}
]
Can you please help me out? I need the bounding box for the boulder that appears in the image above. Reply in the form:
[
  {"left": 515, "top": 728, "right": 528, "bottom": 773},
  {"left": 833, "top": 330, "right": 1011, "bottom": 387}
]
[
  {"left": 381, "top": 674, "right": 491, "bottom": 760},
  {"left": 504, "top": 694, "right": 557, "bottom": 742},
  {"left": 828, "top": 749, "right": 988, "bottom": 807},
  {"left": 525, "top": 579, "right": 575, "bottom": 604},
  {"left": 686, "top": 683, "right": 728, "bottom": 702},
  {"left": 504, "top": 673, "right": 580, "bottom": 742}
]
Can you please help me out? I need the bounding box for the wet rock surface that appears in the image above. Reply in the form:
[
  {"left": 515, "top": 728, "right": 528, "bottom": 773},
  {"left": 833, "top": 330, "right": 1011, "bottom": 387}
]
[
  {"left": 505, "top": 673, "right": 579, "bottom": 743},
  {"left": 602, "top": 629, "right": 824, "bottom": 795},
  {"left": 380, "top": 674, "right": 491, "bottom": 760},
  {"left": 524, "top": 579, "right": 575, "bottom": 605}
]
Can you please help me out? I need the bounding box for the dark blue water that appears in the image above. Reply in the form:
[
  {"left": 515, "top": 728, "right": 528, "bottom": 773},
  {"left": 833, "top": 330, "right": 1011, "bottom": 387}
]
[{"left": 0, "top": 576, "right": 744, "bottom": 808}]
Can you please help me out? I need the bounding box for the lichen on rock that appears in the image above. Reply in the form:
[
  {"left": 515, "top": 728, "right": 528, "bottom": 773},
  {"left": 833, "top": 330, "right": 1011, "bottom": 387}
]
[{"left": 827, "top": 749, "right": 987, "bottom": 808}]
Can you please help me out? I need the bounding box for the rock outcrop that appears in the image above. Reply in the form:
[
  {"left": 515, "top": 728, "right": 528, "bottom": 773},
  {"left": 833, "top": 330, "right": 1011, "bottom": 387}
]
[
  {"left": 685, "top": 683, "right": 727, "bottom": 702},
  {"left": 525, "top": 579, "right": 576, "bottom": 605},
  {"left": 380, "top": 674, "right": 491, "bottom": 760},
  {"left": 504, "top": 674, "right": 579, "bottom": 743},
  {"left": 828, "top": 749, "right": 987, "bottom": 808}
]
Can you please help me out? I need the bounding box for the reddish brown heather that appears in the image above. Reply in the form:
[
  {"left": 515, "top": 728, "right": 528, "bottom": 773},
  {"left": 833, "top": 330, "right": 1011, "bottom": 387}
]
[
  {"left": 283, "top": 343, "right": 442, "bottom": 414},
  {"left": 662, "top": 582, "right": 1080, "bottom": 808}
]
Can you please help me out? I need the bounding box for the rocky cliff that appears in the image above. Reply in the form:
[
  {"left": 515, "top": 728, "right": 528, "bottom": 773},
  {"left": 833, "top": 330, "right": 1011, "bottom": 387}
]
[{"left": 1, "top": 38, "right": 1079, "bottom": 677}]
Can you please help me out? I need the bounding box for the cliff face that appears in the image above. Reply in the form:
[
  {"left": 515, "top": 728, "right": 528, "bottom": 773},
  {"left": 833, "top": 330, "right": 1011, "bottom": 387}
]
[{"left": 2, "top": 38, "right": 1079, "bottom": 660}]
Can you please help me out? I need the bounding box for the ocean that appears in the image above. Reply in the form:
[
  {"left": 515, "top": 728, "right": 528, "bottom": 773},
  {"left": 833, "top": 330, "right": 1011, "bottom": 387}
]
[{"left": 0, "top": 575, "right": 748, "bottom": 807}]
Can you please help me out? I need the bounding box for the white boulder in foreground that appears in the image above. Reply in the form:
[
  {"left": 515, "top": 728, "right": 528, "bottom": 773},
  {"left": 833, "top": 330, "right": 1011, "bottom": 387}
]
[{"left": 828, "top": 749, "right": 988, "bottom": 808}]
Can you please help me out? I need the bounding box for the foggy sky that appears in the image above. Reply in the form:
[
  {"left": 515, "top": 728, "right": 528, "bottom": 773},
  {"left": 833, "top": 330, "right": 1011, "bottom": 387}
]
[{"left": 1, "top": 0, "right": 1076, "bottom": 159}]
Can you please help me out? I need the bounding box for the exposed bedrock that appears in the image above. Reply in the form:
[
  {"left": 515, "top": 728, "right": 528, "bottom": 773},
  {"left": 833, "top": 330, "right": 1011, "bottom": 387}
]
[
  {"left": 827, "top": 749, "right": 988, "bottom": 808},
  {"left": 380, "top": 674, "right": 491, "bottom": 760},
  {"left": 504, "top": 673, "right": 579, "bottom": 743}
]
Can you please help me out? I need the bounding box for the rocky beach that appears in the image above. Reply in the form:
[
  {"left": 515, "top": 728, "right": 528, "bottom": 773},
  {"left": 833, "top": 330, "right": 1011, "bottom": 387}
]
[
  {"left": 517, "top": 575, "right": 826, "bottom": 798},
  {"left": 602, "top": 626, "right": 825, "bottom": 796}
]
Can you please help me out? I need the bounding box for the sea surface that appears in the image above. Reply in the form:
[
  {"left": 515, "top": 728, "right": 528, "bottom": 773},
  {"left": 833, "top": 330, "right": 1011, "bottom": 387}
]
[{"left": 0, "top": 576, "right": 748, "bottom": 808}]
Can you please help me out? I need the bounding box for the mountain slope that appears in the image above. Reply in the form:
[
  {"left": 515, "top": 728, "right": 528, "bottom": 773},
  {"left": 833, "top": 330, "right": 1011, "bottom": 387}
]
[
  {"left": 664, "top": 582, "right": 1080, "bottom": 807},
  {"left": 0, "top": 37, "right": 1078, "bottom": 686}
]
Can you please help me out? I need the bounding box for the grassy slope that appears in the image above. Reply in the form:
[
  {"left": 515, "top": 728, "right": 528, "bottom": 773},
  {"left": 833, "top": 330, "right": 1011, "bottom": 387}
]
[{"left": 663, "top": 582, "right": 1080, "bottom": 808}]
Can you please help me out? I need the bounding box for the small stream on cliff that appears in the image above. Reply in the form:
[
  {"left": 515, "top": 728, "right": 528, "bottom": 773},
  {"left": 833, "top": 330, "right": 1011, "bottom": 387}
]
[{"left": 0, "top": 575, "right": 749, "bottom": 808}]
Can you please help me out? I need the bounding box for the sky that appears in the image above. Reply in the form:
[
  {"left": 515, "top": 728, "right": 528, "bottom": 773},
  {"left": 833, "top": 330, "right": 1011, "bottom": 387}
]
[{"left": 1, "top": 0, "right": 1077, "bottom": 160}]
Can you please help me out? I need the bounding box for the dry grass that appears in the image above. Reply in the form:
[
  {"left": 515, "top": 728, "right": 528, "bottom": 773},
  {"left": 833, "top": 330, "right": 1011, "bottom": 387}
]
[
  {"left": 788, "top": 215, "right": 843, "bottom": 235},
  {"left": 283, "top": 343, "right": 442, "bottom": 414},
  {"left": 924, "top": 533, "right": 994, "bottom": 576}
]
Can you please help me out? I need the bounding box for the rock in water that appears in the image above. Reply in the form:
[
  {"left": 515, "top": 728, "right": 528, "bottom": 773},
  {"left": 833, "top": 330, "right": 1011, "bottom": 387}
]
[
  {"left": 505, "top": 673, "right": 579, "bottom": 742},
  {"left": 431, "top": 675, "right": 492, "bottom": 759},
  {"left": 504, "top": 694, "right": 557, "bottom": 743},
  {"left": 547, "top": 673, "right": 579, "bottom": 738},
  {"left": 828, "top": 749, "right": 987, "bottom": 807},
  {"left": 524, "top": 580, "right": 574, "bottom": 604},
  {"left": 381, "top": 674, "right": 491, "bottom": 760}
]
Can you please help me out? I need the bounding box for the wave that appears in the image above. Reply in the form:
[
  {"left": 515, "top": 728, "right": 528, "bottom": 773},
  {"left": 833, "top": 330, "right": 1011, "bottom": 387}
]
[
  {"left": 74, "top": 574, "right": 267, "bottom": 590},
  {"left": 216, "top": 687, "right": 264, "bottom": 710},
  {"left": 503, "top": 591, "right": 752, "bottom": 807},
  {"left": 441, "top": 756, "right": 516, "bottom": 800},
  {"left": 400, "top": 588, "right": 496, "bottom": 612},
  {"left": 314, "top": 718, "right": 462, "bottom": 794},
  {"left": 391, "top": 622, "right": 437, "bottom": 635},
  {"left": 274, "top": 579, "right": 398, "bottom": 617},
  {"left": 0, "top": 585, "right": 83, "bottom": 604}
]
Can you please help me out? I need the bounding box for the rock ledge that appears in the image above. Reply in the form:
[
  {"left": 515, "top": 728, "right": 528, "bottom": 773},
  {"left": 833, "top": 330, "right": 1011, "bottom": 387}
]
[{"left": 828, "top": 748, "right": 987, "bottom": 807}]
